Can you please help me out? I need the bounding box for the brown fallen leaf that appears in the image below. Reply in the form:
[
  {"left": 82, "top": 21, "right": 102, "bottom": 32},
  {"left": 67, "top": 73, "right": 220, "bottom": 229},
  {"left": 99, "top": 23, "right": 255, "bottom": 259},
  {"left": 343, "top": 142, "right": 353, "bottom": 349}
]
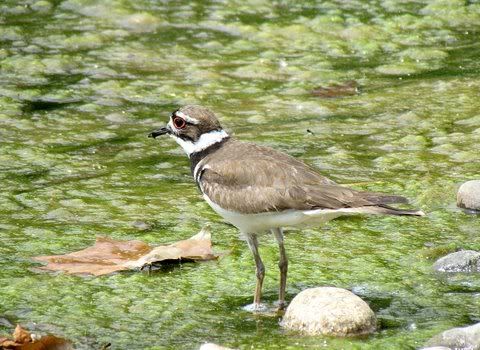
[
  {"left": 0, "top": 325, "right": 72, "bottom": 350},
  {"left": 34, "top": 226, "right": 217, "bottom": 276},
  {"left": 311, "top": 80, "right": 359, "bottom": 98},
  {"left": 18, "top": 335, "right": 73, "bottom": 350},
  {"left": 13, "top": 325, "right": 32, "bottom": 344}
]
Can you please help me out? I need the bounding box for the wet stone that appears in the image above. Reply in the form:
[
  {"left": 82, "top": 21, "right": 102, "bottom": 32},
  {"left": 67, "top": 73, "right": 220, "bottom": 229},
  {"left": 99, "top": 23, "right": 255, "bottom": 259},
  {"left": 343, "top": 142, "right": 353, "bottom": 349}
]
[
  {"left": 424, "top": 322, "right": 480, "bottom": 350},
  {"left": 457, "top": 180, "right": 480, "bottom": 211},
  {"left": 282, "top": 287, "right": 376, "bottom": 337},
  {"left": 433, "top": 250, "right": 480, "bottom": 273}
]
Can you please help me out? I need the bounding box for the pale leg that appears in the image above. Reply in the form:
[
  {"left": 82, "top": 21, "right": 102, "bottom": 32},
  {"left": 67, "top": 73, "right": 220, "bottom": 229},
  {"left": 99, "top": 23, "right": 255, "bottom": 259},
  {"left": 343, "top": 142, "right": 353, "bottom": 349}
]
[
  {"left": 245, "top": 233, "right": 265, "bottom": 308},
  {"left": 272, "top": 227, "right": 288, "bottom": 309}
]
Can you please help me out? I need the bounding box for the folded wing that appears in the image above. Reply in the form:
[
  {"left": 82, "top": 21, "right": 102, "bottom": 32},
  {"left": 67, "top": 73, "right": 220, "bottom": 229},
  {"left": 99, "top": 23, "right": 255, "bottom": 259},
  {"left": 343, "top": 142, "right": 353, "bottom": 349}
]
[{"left": 198, "top": 141, "right": 420, "bottom": 215}]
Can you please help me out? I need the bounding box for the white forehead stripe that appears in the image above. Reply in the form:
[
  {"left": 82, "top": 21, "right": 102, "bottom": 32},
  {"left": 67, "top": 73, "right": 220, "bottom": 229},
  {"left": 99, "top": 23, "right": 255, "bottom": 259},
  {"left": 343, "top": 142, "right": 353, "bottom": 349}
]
[
  {"left": 175, "top": 111, "right": 199, "bottom": 125},
  {"left": 170, "top": 129, "right": 228, "bottom": 156}
]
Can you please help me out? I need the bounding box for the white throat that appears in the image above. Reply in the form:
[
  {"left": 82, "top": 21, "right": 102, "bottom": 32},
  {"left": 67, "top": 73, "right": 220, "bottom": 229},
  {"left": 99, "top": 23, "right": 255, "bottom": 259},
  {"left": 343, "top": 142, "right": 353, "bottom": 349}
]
[{"left": 171, "top": 129, "right": 229, "bottom": 156}]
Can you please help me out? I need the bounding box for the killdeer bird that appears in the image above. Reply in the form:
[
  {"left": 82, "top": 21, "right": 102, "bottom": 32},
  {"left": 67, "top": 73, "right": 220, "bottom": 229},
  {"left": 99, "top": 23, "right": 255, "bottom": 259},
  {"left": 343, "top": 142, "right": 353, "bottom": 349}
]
[{"left": 149, "top": 105, "right": 424, "bottom": 310}]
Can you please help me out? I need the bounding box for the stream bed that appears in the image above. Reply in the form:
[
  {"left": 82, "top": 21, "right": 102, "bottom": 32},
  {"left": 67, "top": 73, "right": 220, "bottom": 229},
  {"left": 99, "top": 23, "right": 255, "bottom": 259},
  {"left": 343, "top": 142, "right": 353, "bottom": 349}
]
[{"left": 1, "top": 0, "right": 480, "bottom": 349}]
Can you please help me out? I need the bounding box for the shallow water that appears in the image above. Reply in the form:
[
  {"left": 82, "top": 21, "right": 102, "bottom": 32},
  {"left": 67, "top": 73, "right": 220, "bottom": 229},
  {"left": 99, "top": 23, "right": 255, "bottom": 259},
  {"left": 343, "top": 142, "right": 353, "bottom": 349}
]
[{"left": 1, "top": 0, "right": 480, "bottom": 349}]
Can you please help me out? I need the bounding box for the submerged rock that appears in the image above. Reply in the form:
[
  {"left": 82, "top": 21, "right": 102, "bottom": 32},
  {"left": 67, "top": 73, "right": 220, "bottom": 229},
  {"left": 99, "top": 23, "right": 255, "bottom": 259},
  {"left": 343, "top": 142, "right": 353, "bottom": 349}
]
[
  {"left": 31, "top": 1, "right": 53, "bottom": 13},
  {"left": 424, "top": 322, "right": 480, "bottom": 350},
  {"left": 43, "top": 208, "right": 75, "bottom": 221},
  {"left": 433, "top": 250, "right": 480, "bottom": 273},
  {"left": 457, "top": 180, "right": 480, "bottom": 211},
  {"left": 199, "top": 343, "right": 234, "bottom": 350},
  {"left": 282, "top": 287, "right": 376, "bottom": 336},
  {"left": 118, "top": 13, "right": 160, "bottom": 33}
]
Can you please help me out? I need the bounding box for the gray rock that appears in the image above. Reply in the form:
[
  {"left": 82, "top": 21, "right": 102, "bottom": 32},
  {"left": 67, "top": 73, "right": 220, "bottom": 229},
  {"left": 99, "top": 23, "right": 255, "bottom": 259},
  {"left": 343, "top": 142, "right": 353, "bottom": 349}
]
[
  {"left": 457, "top": 180, "right": 480, "bottom": 211},
  {"left": 282, "top": 287, "right": 376, "bottom": 336},
  {"left": 433, "top": 250, "right": 480, "bottom": 273},
  {"left": 421, "top": 347, "right": 451, "bottom": 350},
  {"left": 425, "top": 322, "right": 480, "bottom": 350}
]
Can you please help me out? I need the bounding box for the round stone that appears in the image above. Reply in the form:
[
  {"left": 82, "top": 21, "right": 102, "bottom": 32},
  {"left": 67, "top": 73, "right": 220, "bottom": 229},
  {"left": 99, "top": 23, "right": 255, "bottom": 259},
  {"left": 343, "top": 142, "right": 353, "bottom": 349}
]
[
  {"left": 282, "top": 287, "right": 376, "bottom": 337},
  {"left": 457, "top": 180, "right": 480, "bottom": 211},
  {"left": 433, "top": 250, "right": 480, "bottom": 273},
  {"left": 424, "top": 322, "right": 480, "bottom": 350}
]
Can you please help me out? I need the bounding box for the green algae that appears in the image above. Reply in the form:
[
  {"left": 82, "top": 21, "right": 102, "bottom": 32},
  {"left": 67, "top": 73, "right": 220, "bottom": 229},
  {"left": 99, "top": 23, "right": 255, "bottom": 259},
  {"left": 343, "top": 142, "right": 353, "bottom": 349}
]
[{"left": 1, "top": 0, "right": 480, "bottom": 349}]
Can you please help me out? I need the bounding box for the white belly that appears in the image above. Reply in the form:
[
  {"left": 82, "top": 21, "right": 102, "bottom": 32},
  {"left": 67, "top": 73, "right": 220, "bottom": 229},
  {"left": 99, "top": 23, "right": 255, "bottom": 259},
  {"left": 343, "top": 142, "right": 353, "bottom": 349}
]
[{"left": 203, "top": 194, "right": 351, "bottom": 233}]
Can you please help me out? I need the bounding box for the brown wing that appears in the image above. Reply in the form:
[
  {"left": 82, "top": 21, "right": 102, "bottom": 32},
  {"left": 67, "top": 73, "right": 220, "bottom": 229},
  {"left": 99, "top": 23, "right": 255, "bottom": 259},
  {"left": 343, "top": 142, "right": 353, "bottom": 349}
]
[{"left": 198, "top": 140, "right": 402, "bottom": 214}]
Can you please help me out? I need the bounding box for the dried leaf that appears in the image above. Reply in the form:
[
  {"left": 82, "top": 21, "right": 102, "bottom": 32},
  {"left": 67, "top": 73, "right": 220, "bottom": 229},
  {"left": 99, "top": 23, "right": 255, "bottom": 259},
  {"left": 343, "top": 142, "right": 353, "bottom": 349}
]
[
  {"left": 34, "top": 226, "right": 217, "bottom": 276},
  {"left": 125, "top": 226, "right": 216, "bottom": 268},
  {"left": 1, "top": 339, "right": 21, "bottom": 349},
  {"left": 0, "top": 326, "right": 72, "bottom": 350},
  {"left": 13, "top": 325, "right": 32, "bottom": 344},
  {"left": 19, "top": 335, "right": 73, "bottom": 350},
  {"left": 311, "top": 80, "right": 359, "bottom": 98}
]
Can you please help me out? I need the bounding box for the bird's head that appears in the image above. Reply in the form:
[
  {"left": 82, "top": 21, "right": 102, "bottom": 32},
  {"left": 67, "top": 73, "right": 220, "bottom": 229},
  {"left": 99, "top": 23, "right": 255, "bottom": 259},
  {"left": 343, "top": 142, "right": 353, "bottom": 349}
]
[{"left": 148, "top": 105, "right": 229, "bottom": 156}]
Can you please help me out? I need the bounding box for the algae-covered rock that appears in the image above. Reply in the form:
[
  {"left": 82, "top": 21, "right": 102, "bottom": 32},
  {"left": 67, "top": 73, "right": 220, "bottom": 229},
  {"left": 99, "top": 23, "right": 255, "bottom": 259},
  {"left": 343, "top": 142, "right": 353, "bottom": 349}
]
[
  {"left": 375, "top": 63, "right": 418, "bottom": 76},
  {"left": 455, "top": 115, "right": 480, "bottom": 126},
  {"left": 43, "top": 208, "right": 76, "bottom": 221},
  {"left": 1, "top": 55, "right": 46, "bottom": 76},
  {"left": 425, "top": 322, "right": 480, "bottom": 350},
  {"left": 62, "top": 33, "right": 105, "bottom": 51},
  {"left": 396, "top": 48, "right": 448, "bottom": 61},
  {"left": 199, "top": 343, "right": 234, "bottom": 350},
  {"left": 118, "top": 13, "right": 161, "bottom": 33},
  {"left": 0, "top": 27, "right": 23, "bottom": 42},
  {"left": 433, "top": 250, "right": 480, "bottom": 273},
  {"left": 31, "top": 1, "right": 53, "bottom": 13}
]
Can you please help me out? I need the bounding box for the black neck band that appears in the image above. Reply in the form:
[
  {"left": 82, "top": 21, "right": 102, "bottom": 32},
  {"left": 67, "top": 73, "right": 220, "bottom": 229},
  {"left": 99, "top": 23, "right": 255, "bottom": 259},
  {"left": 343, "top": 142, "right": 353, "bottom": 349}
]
[{"left": 189, "top": 136, "right": 230, "bottom": 176}]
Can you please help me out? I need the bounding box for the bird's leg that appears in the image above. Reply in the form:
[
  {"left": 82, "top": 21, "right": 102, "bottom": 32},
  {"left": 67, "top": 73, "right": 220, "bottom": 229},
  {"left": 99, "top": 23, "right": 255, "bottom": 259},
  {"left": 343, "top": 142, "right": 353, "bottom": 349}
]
[
  {"left": 245, "top": 233, "right": 265, "bottom": 309},
  {"left": 272, "top": 227, "right": 288, "bottom": 310}
]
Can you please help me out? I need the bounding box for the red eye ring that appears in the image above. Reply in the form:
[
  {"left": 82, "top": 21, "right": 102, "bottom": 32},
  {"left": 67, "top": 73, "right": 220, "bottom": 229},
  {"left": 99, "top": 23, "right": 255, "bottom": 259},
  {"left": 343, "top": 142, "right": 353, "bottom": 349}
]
[{"left": 173, "top": 117, "right": 186, "bottom": 129}]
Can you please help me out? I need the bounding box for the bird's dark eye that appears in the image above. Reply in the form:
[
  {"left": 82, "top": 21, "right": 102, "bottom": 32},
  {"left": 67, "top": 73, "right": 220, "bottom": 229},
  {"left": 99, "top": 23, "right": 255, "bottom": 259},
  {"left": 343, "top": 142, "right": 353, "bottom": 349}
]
[{"left": 173, "top": 117, "right": 186, "bottom": 129}]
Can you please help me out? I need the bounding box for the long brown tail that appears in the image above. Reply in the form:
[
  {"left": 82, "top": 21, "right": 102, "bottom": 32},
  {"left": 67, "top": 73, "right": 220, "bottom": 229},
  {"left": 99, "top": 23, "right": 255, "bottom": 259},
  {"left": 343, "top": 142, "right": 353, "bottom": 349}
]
[
  {"left": 361, "top": 192, "right": 409, "bottom": 205},
  {"left": 373, "top": 204, "right": 425, "bottom": 216}
]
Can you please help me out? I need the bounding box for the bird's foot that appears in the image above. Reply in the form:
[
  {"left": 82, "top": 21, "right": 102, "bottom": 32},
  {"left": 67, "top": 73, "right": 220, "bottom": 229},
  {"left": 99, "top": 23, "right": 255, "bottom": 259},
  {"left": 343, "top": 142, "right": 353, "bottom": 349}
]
[
  {"left": 139, "top": 262, "right": 153, "bottom": 273},
  {"left": 275, "top": 301, "right": 287, "bottom": 316},
  {"left": 242, "top": 302, "right": 269, "bottom": 313}
]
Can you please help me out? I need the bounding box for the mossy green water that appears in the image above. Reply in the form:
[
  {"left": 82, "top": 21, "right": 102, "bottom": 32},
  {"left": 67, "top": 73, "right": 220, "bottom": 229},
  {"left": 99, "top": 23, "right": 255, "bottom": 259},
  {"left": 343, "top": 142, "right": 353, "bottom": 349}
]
[{"left": 1, "top": 0, "right": 480, "bottom": 349}]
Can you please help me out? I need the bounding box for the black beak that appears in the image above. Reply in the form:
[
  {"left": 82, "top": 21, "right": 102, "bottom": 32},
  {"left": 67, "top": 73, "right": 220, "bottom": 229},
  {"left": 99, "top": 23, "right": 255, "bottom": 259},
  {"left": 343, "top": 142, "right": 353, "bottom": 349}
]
[{"left": 148, "top": 126, "right": 170, "bottom": 139}]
